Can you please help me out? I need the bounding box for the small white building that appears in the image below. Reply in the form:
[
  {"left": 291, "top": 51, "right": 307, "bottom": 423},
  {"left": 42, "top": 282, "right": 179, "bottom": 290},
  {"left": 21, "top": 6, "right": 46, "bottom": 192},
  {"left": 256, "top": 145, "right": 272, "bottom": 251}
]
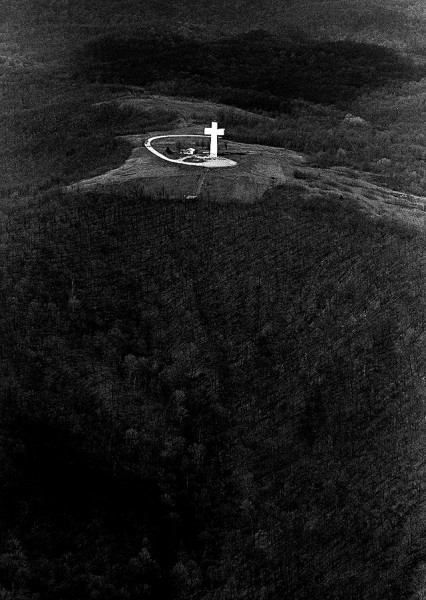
[{"left": 182, "top": 147, "right": 196, "bottom": 155}]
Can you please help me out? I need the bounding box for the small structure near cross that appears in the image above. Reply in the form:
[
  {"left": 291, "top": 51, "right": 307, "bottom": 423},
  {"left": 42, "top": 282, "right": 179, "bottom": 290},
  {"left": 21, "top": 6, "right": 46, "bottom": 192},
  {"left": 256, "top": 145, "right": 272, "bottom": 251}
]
[{"left": 204, "top": 121, "right": 225, "bottom": 159}]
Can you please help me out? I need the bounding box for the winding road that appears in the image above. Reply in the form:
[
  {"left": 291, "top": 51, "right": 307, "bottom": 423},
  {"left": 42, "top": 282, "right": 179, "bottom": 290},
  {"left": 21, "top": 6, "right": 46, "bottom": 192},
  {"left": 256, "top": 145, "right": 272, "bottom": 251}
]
[{"left": 145, "top": 135, "right": 237, "bottom": 168}]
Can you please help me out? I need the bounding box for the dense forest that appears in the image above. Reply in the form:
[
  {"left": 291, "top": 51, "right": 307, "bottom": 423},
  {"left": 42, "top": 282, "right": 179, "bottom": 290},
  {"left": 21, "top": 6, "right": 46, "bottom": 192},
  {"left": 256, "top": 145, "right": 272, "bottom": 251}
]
[
  {"left": 76, "top": 31, "right": 423, "bottom": 109},
  {"left": 0, "top": 96, "right": 178, "bottom": 192},
  {"left": 1, "top": 185, "right": 426, "bottom": 598}
]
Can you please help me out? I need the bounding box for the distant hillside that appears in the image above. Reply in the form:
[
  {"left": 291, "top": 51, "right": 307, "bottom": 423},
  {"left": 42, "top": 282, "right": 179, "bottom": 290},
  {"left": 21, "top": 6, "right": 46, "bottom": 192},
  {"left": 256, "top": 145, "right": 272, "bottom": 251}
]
[
  {"left": 75, "top": 31, "right": 423, "bottom": 111},
  {"left": 3, "top": 0, "right": 426, "bottom": 55}
]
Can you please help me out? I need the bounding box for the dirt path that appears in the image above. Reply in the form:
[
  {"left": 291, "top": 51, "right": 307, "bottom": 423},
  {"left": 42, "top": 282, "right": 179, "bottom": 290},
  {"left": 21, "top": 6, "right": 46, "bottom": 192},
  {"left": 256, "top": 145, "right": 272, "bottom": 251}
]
[{"left": 145, "top": 135, "right": 237, "bottom": 167}]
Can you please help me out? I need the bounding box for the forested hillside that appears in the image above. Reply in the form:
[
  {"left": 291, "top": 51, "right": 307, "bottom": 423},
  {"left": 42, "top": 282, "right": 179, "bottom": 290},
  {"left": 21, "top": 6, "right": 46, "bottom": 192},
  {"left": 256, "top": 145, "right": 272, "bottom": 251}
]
[
  {"left": 3, "top": 1, "right": 426, "bottom": 598},
  {"left": 76, "top": 31, "right": 422, "bottom": 109},
  {"left": 1, "top": 185, "right": 426, "bottom": 598},
  {"left": 4, "top": 0, "right": 426, "bottom": 52}
]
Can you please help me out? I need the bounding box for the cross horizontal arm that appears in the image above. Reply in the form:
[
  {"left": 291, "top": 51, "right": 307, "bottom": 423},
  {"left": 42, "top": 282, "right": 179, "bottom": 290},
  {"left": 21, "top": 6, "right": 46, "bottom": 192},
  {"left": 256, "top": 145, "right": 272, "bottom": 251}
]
[{"left": 204, "top": 128, "right": 225, "bottom": 135}]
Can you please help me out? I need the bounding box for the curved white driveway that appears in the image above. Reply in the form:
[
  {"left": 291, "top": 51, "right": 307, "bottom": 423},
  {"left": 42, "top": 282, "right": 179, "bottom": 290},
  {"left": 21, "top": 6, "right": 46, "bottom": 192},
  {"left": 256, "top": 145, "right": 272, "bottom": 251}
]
[{"left": 145, "top": 135, "right": 237, "bottom": 168}]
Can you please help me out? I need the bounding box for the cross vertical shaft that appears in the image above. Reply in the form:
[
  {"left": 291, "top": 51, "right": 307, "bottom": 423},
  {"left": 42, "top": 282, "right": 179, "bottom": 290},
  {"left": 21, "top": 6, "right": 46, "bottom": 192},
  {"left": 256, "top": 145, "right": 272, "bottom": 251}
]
[{"left": 204, "top": 121, "right": 225, "bottom": 158}]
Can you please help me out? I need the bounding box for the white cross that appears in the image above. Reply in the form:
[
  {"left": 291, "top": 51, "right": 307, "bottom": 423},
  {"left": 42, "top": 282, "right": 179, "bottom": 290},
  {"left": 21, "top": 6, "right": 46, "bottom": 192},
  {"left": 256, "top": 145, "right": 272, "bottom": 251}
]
[{"left": 204, "top": 121, "right": 225, "bottom": 158}]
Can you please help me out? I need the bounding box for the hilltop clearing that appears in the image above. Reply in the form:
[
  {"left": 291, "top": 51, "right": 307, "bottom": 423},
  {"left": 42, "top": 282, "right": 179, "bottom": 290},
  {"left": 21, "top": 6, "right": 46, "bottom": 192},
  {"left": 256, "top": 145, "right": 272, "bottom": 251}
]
[
  {"left": 69, "top": 130, "right": 303, "bottom": 203},
  {"left": 67, "top": 96, "right": 426, "bottom": 228}
]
